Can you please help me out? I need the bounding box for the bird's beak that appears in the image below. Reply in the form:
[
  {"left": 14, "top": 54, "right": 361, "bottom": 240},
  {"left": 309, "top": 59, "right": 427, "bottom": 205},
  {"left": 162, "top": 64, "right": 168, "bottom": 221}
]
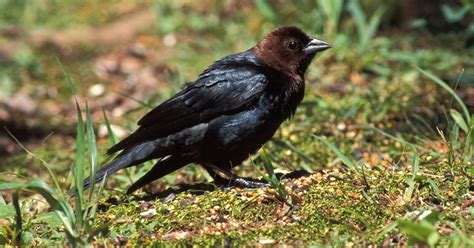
[{"left": 303, "top": 37, "right": 331, "bottom": 55}]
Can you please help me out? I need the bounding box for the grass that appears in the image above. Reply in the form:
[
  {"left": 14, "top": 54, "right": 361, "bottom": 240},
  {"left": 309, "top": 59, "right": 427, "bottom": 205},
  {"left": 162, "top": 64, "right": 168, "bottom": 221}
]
[
  {"left": 0, "top": 61, "right": 108, "bottom": 246},
  {"left": 0, "top": 0, "right": 473, "bottom": 246},
  {"left": 90, "top": 156, "right": 471, "bottom": 246}
]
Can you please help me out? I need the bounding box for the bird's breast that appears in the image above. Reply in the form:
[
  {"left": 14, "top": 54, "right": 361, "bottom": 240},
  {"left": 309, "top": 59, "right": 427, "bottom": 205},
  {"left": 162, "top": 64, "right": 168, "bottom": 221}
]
[
  {"left": 266, "top": 81, "right": 304, "bottom": 119},
  {"left": 200, "top": 83, "right": 304, "bottom": 165},
  {"left": 201, "top": 102, "right": 284, "bottom": 164}
]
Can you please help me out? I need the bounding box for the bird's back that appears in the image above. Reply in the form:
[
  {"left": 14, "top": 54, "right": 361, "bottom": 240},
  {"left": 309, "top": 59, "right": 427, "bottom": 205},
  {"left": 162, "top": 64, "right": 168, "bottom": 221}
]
[{"left": 107, "top": 50, "right": 269, "bottom": 154}]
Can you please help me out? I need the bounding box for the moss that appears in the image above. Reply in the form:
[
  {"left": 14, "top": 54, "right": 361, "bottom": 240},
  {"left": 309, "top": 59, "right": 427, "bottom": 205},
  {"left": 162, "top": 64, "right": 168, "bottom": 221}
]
[
  {"left": 93, "top": 160, "right": 472, "bottom": 246},
  {"left": 1, "top": 1, "right": 473, "bottom": 246}
]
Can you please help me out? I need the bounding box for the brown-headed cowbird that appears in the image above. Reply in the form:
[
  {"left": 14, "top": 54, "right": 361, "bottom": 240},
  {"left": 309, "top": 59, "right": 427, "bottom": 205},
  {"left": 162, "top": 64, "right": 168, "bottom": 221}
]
[{"left": 83, "top": 26, "right": 330, "bottom": 194}]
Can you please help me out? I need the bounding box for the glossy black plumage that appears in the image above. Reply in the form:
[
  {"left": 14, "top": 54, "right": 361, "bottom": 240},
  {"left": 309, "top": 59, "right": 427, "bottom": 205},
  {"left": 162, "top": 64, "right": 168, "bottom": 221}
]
[{"left": 82, "top": 26, "right": 331, "bottom": 194}]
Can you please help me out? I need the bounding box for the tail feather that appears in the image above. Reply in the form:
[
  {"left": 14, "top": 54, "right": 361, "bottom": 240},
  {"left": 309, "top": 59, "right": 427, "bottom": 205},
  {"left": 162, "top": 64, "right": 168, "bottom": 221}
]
[
  {"left": 126, "top": 156, "right": 187, "bottom": 194},
  {"left": 69, "top": 141, "right": 162, "bottom": 196},
  {"left": 81, "top": 156, "right": 128, "bottom": 190},
  {"left": 68, "top": 125, "right": 203, "bottom": 196}
]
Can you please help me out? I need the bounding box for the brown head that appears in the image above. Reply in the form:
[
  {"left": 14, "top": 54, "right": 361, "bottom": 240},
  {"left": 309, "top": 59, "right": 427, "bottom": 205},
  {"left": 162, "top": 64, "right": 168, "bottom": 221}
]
[{"left": 254, "top": 26, "right": 330, "bottom": 77}]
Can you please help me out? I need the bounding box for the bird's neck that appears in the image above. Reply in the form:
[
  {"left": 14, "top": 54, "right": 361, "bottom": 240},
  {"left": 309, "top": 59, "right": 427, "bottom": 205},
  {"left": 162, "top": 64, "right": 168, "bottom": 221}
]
[
  {"left": 265, "top": 71, "right": 305, "bottom": 119},
  {"left": 251, "top": 47, "right": 305, "bottom": 93},
  {"left": 267, "top": 67, "right": 305, "bottom": 94}
]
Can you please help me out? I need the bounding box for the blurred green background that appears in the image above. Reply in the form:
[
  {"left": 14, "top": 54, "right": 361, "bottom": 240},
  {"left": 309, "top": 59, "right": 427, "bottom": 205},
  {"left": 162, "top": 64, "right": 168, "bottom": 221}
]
[
  {"left": 0, "top": 0, "right": 472, "bottom": 156},
  {"left": 0, "top": 0, "right": 473, "bottom": 246},
  {"left": 1, "top": 0, "right": 473, "bottom": 186}
]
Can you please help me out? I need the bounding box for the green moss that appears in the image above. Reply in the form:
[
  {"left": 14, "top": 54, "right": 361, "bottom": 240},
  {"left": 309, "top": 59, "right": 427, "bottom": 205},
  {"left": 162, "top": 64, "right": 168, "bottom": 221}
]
[
  {"left": 93, "top": 161, "right": 472, "bottom": 246},
  {"left": 1, "top": 0, "right": 473, "bottom": 246}
]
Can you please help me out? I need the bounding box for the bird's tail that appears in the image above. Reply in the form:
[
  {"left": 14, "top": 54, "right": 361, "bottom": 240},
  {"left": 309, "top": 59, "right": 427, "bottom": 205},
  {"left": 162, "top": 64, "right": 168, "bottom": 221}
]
[
  {"left": 68, "top": 141, "right": 160, "bottom": 196},
  {"left": 126, "top": 155, "right": 187, "bottom": 194},
  {"left": 81, "top": 155, "right": 128, "bottom": 190}
]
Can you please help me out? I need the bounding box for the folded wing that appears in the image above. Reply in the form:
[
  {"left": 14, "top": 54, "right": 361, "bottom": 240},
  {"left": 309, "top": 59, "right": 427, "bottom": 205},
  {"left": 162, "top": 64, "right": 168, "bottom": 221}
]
[{"left": 107, "top": 54, "right": 268, "bottom": 154}]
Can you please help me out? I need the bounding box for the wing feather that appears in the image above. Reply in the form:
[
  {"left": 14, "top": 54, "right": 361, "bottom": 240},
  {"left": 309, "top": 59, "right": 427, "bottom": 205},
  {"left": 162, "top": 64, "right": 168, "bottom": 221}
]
[{"left": 107, "top": 54, "right": 267, "bottom": 154}]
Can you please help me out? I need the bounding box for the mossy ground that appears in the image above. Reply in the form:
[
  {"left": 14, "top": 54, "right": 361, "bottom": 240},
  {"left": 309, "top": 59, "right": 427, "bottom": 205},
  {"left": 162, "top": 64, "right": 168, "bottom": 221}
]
[{"left": 0, "top": 0, "right": 473, "bottom": 246}]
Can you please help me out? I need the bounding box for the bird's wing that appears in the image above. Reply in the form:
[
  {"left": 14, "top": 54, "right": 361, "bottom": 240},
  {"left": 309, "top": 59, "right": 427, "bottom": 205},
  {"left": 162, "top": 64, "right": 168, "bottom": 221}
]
[{"left": 107, "top": 61, "right": 267, "bottom": 154}]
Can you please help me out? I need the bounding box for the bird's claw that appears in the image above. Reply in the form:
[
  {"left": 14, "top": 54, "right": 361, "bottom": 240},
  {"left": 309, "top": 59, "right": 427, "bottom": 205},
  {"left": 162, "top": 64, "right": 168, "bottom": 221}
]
[
  {"left": 233, "top": 177, "right": 271, "bottom": 188},
  {"left": 213, "top": 176, "right": 270, "bottom": 189}
]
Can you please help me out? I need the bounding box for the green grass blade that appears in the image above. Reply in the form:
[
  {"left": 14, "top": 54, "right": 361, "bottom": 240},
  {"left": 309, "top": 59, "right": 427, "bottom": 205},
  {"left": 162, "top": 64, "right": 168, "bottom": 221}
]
[
  {"left": 467, "top": 128, "right": 473, "bottom": 158},
  {"left": 416, "top": 66, "right": 470, "bottom": 122},
  {"left": 441, "top": 4, "right": 472, "bottom": 23},
  {"left": 73, "top": 99, "right": 85, "bottom": 230},
  {"left": 272, "top": 139, "right": 315, "bottom": 171},
  {"left": 114, "top": 91, "right": 154, "bottom": 109},
  {"left": 363, "top": 7, "right": 384, "bottom": 51},
  {"left": 251, "top": 151, "right": 288, "bottom": 202},
  {"left": 426, "top": 179, "right": 442, "bottom": 198},
  {"left": 89, "top": 172, "right": 108, "bottom": 221},
  {"left": 358, "top": 125, "right": 428, "bottom": 152},
  {"left": 347, "top": 0, "right": 384, "bottom": 52},
  {"left": 450, "top": 109, "right": 469, "bottom": 133},
  {"left": 347, "top": 0, "right": 366, "bottom": 51},
  {"left": 397, "top": 211, "right": 440, "bottom": 246},
  {"left": 259, "top": 149, "right": 279, "bottom": 184},
  {"left": 314, "top": 135, "right": 358, "bottom": 174},
  {"left": 58, "top": 58, "right": 85, "bottom": 229},
  {"left": 102, "top": 109, "right": 117, "bottom": 145},
  {"left": 12, "top": 192, "right": 21, "bottom": 245},
  {"left": 317, "top": 0, "right": 343, "bottom": 37},
  {"left": 0, "top": 179, "right": 76, "bottom": 234},
  {"left": 250, "top": 158, "right": 272, "bottom": 183},
  {"left": 376, "top": 221, "right": 398, "bottom": 241},
  {"left": 254, "top": 0, "right": 276, "bottom": 23},
  {"left": 3, "top": 127, "right": 62, "bottom": 192},
  {"left": 403, "top": 146, "right": 420, "bottom": 202},
  {"left": 55, "top": 211, "right": 79, "bottom": 241},
  {"left": 86, "top": 101, "right": 98, "bottom": 201},
  {"left": 56, "top": 57, "right": 76, "bottom": 97}
]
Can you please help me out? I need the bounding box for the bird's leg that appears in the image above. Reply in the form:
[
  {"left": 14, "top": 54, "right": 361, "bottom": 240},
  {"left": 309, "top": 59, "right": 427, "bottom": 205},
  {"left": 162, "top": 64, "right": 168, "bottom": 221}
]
[
  {"left": 203, "top": 166, "right": 232, "bottom": 187},
  {"left": 203, "top": 164, "right": 270, "bottom": 189},
  {"left": 231, "top": 176, "right": 270, "bottom": 188}
]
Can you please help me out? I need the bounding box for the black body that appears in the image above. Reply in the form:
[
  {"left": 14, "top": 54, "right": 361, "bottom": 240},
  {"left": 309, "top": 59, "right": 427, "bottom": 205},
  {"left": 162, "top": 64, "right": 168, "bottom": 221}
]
[{"left": 81, "top": 27, "right": 331, "bottom": 194}]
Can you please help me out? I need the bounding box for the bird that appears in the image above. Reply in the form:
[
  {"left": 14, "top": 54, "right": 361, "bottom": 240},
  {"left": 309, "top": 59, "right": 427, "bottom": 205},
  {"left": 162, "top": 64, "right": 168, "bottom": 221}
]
[{"left": 82, "top": 26, "right": 331, "bottom": 194}]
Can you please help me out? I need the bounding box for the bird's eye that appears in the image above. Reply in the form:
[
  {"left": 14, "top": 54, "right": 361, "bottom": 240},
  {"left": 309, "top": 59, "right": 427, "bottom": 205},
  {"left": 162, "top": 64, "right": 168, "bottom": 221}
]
[{"left": 288, "top": 41, "right": 298, "bottom": 50}]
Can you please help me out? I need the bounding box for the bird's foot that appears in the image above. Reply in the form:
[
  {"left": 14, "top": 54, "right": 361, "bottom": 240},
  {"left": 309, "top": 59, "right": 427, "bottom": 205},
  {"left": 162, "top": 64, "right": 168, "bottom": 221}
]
[
  {"left": 212, "top": 176, "right": 235, "bottom": 190},
  {"left": 213, "top": 176, "right": 270, "bottom": 189},
  {"left": 233, "top": 177, "right": 271, "bottom": 188}
]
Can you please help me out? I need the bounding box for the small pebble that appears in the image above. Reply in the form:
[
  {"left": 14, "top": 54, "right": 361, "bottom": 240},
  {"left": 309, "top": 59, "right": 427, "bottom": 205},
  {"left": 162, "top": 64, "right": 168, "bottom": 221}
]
[
  {"left": 140, "top": 208, "right": 157, "bottom": 219},
  {"left": 88, "top": 83, "right": 105, "bottom": 97},
  {"left": 259, "top": 238, "right": 275, "bottom": 244},
  {"left": 164, "top": 34, "right": 177, "bottom": 47}
]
